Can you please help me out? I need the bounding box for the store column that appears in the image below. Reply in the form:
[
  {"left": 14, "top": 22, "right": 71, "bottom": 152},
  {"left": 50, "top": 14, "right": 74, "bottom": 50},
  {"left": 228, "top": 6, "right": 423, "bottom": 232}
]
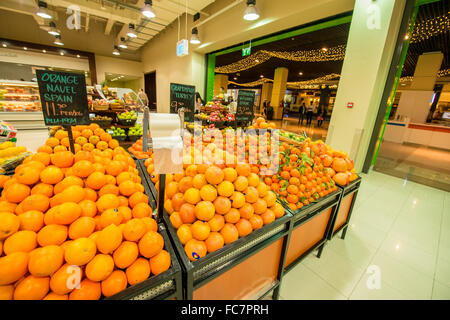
[
  {"left": 213, "top": 74, "right": 229, "bottom": 97},
  {"left": 326, "top": 0, "right": 407, "bottom": 172},
  {"left": 395, "top": 52, "right": 443, "bottom": 122},
  {"left": 270, "top": 67, "right": 288, "bottom": 119},
  {"left": 260, "top": 82, "right": 273, "bottom": 113}
]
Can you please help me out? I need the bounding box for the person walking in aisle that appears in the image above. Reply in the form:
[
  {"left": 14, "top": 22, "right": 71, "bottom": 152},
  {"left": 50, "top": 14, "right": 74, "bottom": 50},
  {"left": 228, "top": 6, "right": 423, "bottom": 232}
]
[
  {"left": 317, "top": 105, "right": 326, "bottom": 127},
  {"left": 138, "top": 88, "right": 149, "bottom": 108},
  {"left": 306, "top": 101, "right": 315, "bottom": 125},
  {"left": 298, "top": 102, "right": 306, "bottom": 125}
]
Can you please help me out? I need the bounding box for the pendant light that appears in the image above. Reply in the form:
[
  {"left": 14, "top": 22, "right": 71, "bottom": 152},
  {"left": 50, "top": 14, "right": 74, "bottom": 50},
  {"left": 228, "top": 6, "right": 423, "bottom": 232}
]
[
  {"left": 36, "top": 1, "right": 52, "bottom": 19},
  {"left": 119, "top": 37, "right": 128, "bottom": 49},
  {"left": 54, "top": 35, "right": 64, "bottom": 46},
  {"left": 190, "top": 27, "right": 200, "bottom": 44},
  {"left": 142, "top": 0, "right": 156, "bottom": 18},
  {"left": 113, "top": 46, "right": 120, "bottom": 56},
  {"left": 127, "top": 24, "right": 137, "bottom": 38},
  {"left": 48, "top": 21, "right": 60, "bottom": 36},
  {"left": 243, "top": 0, "right": 259, "bottom": 21}
]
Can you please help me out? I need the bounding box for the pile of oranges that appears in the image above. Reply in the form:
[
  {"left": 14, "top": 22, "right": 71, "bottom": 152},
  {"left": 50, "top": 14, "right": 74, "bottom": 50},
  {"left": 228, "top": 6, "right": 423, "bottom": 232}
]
[
  {"left": 144, "top": 156, "right": 285, "bottom": 261},
  {"left": 128, "top": 138, "right": 152, "bottom": 159},
  {"left": 248, "top": 117, "right": 276, "bottom": 130},
  {"left": 269, "top": 138, "right": 358, "bottom": 212},
  {"left": 0, "top": 145, "right": 170, "bottom": 300},
  {"left": 41, "top": 124, "right": 121, "bottom": 155}
]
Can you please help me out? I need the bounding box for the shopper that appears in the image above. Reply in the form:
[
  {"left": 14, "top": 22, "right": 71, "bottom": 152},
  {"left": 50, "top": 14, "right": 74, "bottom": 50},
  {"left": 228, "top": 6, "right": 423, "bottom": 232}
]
[
  {"left": 195, "top": 92, "right": 204, "bottom": 113},
  {"left": 298, "top": 102, "right": 306, "bottom": 125},
  {"left": 306, "top": 101, "right": 314, "bottom": 125},
  {"left": 138, "top": 88, "right": 149, "bottom": 107},
  {"left": 317, "top": 105, "right": 326, "bottom": 127}
]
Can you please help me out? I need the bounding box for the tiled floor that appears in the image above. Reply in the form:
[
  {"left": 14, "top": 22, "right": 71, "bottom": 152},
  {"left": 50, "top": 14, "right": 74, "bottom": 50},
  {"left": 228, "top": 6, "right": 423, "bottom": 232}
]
[{"left": 279, "top": 170, "right": 450, "bottom": 300}]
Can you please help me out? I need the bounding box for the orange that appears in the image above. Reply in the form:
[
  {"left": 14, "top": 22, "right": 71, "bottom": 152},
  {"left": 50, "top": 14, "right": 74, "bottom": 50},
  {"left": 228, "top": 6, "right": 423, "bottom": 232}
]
[
  {"left": 141, "top": 217, "right": 157, "bottom": 233},
  {"left": 20, "top": 194, "right": 50, "bottom": 213},
  {"left": 50, "top": 264, "right": 83, "bottom": 295},
  {"left": 128, "top": 192, "right": 148, "bottom": 209},
  {"left": 253, "top": 198, "right": 267, "bottom": 214},
  {"left": 230, "top": 191, "right": 245, "bottom": 208},
  {"left": 185, "top": 164, "right": 197, "bottom": 177},
  {"left": 31, "top": 183, "right": 53, "bottom": 198},
  {"left": 118, "top": 197, "right": 129, "bottom": 209},
  {"left": 85, "top": 254, "right": 114, "bottom": 282},
  {"left": 217, "top": 181, "right": 234, "bottom": 197},
  {"left": 176, "top": 224, "right": 192, "bottom": 245},
  {"left": 271, "top": 203, "right": 285, "bottom": 219},
  {"left": 37, "top": 144, "right": 53, "bottom": 154},
  {"left": 236, "top": 218, "right": 253, "bottom": 237},
  {"left": 0, "top": 175, "right": 11, "bottom": 188},
  {"left": 220, "top": 223, "right": 239, "bottom": 245},
  {"left": 261, "top": 209, "right": 275, "bottom": 225},
  {"left": 118, "top": 180, "right": 136, "bottom": 196},
  {"left": 184, "top": 187, "right": 201, "bottom": 205},
  {"left": 192, "top": 174, "right": 207, "bottom": 189},
  {"left": 179, "top": 203, "right": 196, "bottom": 224},
  {"left": 257, "top": 182, "right": 269, "bottom": 197},
  {"left": 18, "top": 210, "right": 44, "bottom": 232},
  {"left": 98, "top": 184, "right": 119, "bottom": 197},
  {"left": 13, "top": 275, "right": 49, "bottom": 300},
  {"left": 165, "top": 182, "right": 178, "bottom": 199},
  {"left": 68, "top": 279, "right": 101, "bottom": 300},
  {"left": 46, "top": 137, "right": 60, "bottom": 147},
  {"left": 16, "top": 167, "right": 40, "bottom": 185},
  {"left": 44, "top": 292, "right": 69, "bottom": 300},
  {"left": 84, "top": 188, "right": 98, "bottom": 202},
  {"left": 97, "top": 194, "right": 120, "bottom": 213},
  {"left": 131, "top": 202, "right": 152, "bottom": 219},
  {"left": 100, "top": 133, "right": 112, "bottom": 142},
  {"left": 138, "top": 231, "right": 164, "bottom": 258},
  {"left": 4, "top": 183, "right": 30, "bottom": 203},
  {"left": 199, "top": 185, "right": 217, "bottom": 202},
  {"left": 54, "top": 176, "right": 84, "bottom": 194},
  {"left": 116, "top": 172, "right": 134, "bottom": 185},
  {"left": 208, "top": 214, "right": 225, "bottom": 232},
  {"left": 239, "top": 203, "right": 255, "bottom": 220},
  {"left": 169, "top": 212, "right": 183, "bottom": 229},
  {"left": 73, "top": 160, "right": 95, "bottom": 178},
  {"left": 205, "top": 232, "right": 224, "bottom": 253},
  {"left": 149, "top": 250, "right": 171, "bottom": 275},
  {"left": 0, "top": 201, "right": 16, "bottom": 213},
  {"left": 69, "top": 217, "right": 96, "bottom": 239},
  {"left": 79, "top": 200, "right": 97, "bottom": 217},
  {"left": 3, "top": 230, "right": 37, "bottom": 254},
  {"left": 234, "top": 176, "right": 248, "bottom": 192},
  {"left": 37, "top": 224, "right": 68, "bottom": 246},
  {"left": 108, "top": 139, "right": 119, "bottom": 149},
  {"left": 53, "top": 145, "right": 67, "bottom": 153},
  {"left": 178, "top": 176, "right": 193, "bottom": 193},
  {"left": 74, "top": 151, "right": 94, "bottom": 163},
  {"left": 126, "top": 258, "right": 150, "bottom": 286},
  {"left": 244, "top": 186, "right": 259, "bottom": 203},
  {"left": 122, "top": 219, "right": 147, "bottom": 242},
  {"left": 106, "top": 160, "right": 123, "bottom": 176},
  {"left": 50, "top": 151, "right": 74, "bottom": 168},
  {"left": 213, "top": 196, "right": 231, "bottom": 215},
  {"left": 247, "top": 173, "right": 260, "bottom": 187},
  {"left": 64, "top": 237, "right": 96, "bottom": 266},
  {"left": 194, "top": 201, "right": 215, "bottom": 221},
  {"left": 28, "top": 245, "right": 64, "bottom": 277},
  {"left": 113, "top": 241, "right": 139, "bottom": 269},
  {"left": 264, "top": 191, "right": 277, "bottom": 207},
  {"left": 0, "top": 212, "right": 20, "bottom": 239},
  {"left": 191, "top": 221, "right": 210, "bottom": 241},
  {"left": 0, "top": 252, "right": 29, "bottom": 285},
  {"left": 81, "top": 129, "right": 93, "bottom": 138},
  {"left": 0, "top": 285, "right": 14, "bottom": 300},
  {"left": 236, "top": 163, "right": 251, "bottom": 176},
  {"left": 40, "top": 166, "right": 64, "bottom": 184},
  {"left": 51, "top": 202, "right": 82, "bottom": 225},
  {"left": 224, "top": 208, "right": 240, "bottom": 224},
  {"left": 101, "top": 270, "right": 127, "bottom": 297},
  {"left": 30, "top": 152, "right": 51, "bottom": 166},
  {"left": 100, "top": 208, "right": 123, "bottom": 228},
  {"left": 184, "top": 239, "right": 207, "bottom": 261},
  {"left": 223, "top": 167, "right": 237, "bottom": 182},
  {"left": 84, "top": 172, "right": 106, "bottom": 190},
  {"left": 96, "top": 224, "right": 122, "bottom": 254},
  {"left": 249, "top": 215, "right": 264, "bottom": 230},
  {"left": 205, "top": 166, "right": 224, "bottom": 185}
]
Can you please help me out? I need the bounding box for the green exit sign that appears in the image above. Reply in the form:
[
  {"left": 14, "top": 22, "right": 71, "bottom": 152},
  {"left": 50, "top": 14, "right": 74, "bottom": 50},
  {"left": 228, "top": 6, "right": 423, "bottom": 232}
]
[{"left": 242, "top": 47, "right": 251, "bottom": 56}]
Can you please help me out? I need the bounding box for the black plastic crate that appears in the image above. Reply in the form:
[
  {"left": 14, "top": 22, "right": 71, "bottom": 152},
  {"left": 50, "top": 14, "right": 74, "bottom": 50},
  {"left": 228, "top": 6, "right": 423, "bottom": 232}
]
[
  {"left": 127, "top": 135, "right": 141, "bottom": 142},
  {"left": 118, "top": 118, "right": 137, "bottom": 126},
  {"left": 112, "top": 135, "right": 127, "bottom": 142},
  {"left": 328, "top": 176, "right": 362, "bottom": 240}
]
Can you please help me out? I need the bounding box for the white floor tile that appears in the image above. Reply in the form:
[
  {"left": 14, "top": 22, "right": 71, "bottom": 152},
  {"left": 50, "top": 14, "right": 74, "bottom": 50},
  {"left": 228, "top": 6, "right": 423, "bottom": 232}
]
[
  {"left": 346, "top": 217, "right": 388, "bottom": 249},
  {"left": 327, "top": 233, "right": 377, "bottom": 269},
  {"left": 349, "top": 277, "right": 407, "bottom": 300},
  {"left": 432, "top": 280, "right": 450, "bottom": 300},
  {"left": 280, "top": 263, "right": 347, "bottom": 300},
  {"left": 435, "top": 255, "right": 450, "bottom": 287}
]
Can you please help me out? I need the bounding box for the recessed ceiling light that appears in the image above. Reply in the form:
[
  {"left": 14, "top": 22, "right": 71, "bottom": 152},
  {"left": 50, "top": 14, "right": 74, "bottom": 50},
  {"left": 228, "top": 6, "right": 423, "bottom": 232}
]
[
  {"left": 299, "top": 72, "right": 303, "bottom": 75},
  {"left": 54, "top": 35, "right": 64, "bottom": 46},
  {"left": 23, "top": 47, "right": 28, "bottom": 50},
  {"left": 243, "top": 0, "right": 259, "bottom": 21},
  {"left": 142, "top": 0, "right": 156, "bottom": 18},
  {"left": 2, "top": 43, "right": 7, "bottom": 48},
  {"left": 43, "top": 49, "right": 46, "bottom": 53},
  {"left": 322, "top": 47, "right": 328, "bottom": 51},
  {"left": 127, "top": 24, "right": 137, "bottom": 38},
  {"left": 60, "top": 52, "right": 64, "bottom": 56},
  {"left": 76, "top": 54, "right": 80, "bottom": 58},
  {"left": 260, "top": 75, "right": 264, "bottom": 78},
  {"left": 119, "top": 37, "right": 127, "bottom": 49},
  {"left": 36, "top": 1, "right": 52, "bottom": 19}
]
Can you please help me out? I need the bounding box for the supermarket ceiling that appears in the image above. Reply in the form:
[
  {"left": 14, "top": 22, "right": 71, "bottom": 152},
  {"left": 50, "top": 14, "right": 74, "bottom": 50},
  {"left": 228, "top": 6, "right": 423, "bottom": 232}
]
[
  {"left": 0, "top": 0, "right": 214, "bottom": 58},
  {"left": 218, "top": 0, "right": 449, "bottom": 88}
]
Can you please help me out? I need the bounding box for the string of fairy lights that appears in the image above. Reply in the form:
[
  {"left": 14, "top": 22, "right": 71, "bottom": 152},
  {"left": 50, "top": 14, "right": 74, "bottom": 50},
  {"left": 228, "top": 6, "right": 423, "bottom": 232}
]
[{"left": 410, "top": 12, "right": 450, "bottom": 43}]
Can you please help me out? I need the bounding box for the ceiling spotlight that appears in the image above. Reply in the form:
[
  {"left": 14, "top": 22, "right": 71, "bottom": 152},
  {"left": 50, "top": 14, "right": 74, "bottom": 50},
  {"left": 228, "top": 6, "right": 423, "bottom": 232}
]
[
  {"left": 260, "top": 75, "right": 264, "bottom": 78},
  {"left": 2, "top": 43, "right": 6, "bottom": 48},
  {"left": 54, "top": 35, "right": 64, "bottom": 46},
  {"left": 36, "top": 1, "right": 52, "bottom": 19},
  {"left": 243, "top": 0, "right": 259, "bottom": 21},
  {"left": 190, "top": 27, "right": 200, "bottom": 44},
  {"left": 48, "top": 21, "right": 60, "bottom": 36},
  {"left": 43, "top": 49, "right": 46, "bottom": 53},
  {"left": 60, "top": 51, "right": 64, "bottom": 56},
  {"left": 127, "top": 24, "right": 137, "bottom": 38},
  {"left": 322, "top": 47, "right": 328, "bottom": 51},
  {"left": 119, "top": 37, "right": 127, "bottom": 49},
  {"left": 23, "top": 47, "right": 28, "bottom": 51},
  {"left": 142, "top": 0, "right": 156, "bottom": 18},
  {"left": 76, "top": 54, "right": 80, "bottom": 58},
  {"left": 113, "top": 46, "right": 120, "bottom": 56},
  {"left": 404, "top": 34, "right": 409, "bottom": 40},
  {"left": 299, "top": 72, "right": 303, "bottom": 75}
]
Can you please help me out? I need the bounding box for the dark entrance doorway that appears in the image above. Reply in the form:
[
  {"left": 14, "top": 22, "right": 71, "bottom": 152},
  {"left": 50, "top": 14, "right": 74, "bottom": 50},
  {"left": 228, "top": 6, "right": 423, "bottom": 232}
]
[{"left": 145, "top": 71, "right": 156, "bottom": 111}]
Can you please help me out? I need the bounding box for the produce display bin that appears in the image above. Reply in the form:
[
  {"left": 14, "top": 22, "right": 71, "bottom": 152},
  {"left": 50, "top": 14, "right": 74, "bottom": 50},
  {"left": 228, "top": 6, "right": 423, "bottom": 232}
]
[
  {"left": 112, "top": 135, "right": 127, "bottom": 142},
  {"left": 278, "top": 188, "right": 342, "bottom": 275},
  {"left": 328, "top": 176, "right": 361, "bottom": 240},
  {"left": 136, "top": 159, "right": 158, "bottom": 203},
  {"left": 163, "top": 210, "right": 292, "bottom": 300},
  {"left": 118, "top": 118, "right": 137, "bottom": 126},
  {"left": 106, "top": 161, "right": 183, "bottom": 300}
]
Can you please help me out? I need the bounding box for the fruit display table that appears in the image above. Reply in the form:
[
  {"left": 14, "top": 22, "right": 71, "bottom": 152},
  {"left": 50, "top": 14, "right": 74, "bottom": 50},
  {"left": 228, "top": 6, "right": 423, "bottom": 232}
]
[{"left": 328, "top": 176, "right": 362, "bottom": 240}]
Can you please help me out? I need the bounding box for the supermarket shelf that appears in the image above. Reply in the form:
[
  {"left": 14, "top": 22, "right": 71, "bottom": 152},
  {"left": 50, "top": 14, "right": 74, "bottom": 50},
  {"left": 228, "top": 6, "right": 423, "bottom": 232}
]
[{"left": 0, "top": 100, "right": 40, "bottom": 103}]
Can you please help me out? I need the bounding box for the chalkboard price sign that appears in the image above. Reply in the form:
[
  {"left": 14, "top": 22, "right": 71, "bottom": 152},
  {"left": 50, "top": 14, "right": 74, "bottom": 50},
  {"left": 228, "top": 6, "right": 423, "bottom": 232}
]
[
  {"left": 236, "top": 90, "right": 255, "bottom": 122},
  {"left": 36, "top": 70, "right": 90, "bottom": 126},
  {"left": 170, "top": 83, "right": 195, "bottom": 122}
]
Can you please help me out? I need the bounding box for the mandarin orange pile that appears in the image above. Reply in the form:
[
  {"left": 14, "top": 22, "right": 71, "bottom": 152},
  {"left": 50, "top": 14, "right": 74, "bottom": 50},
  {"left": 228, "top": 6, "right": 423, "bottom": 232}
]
[
  {"left": 249, "top": 117, "right": 276, "bottom": 130},
  {"left": 144, "top": 156, "right": 285, "bottom": 261},
  {"left": 41, "top": 124, "right": 120, "bottom": 155},
  {"left": 269, "top": 138, "right": 358, "bottom": 212},
  {"left": 0, "top": 147, "right": 170, "bottom": 300},
  {"left": 128, "top": 138, "right": 152, "bottom": 159}
]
